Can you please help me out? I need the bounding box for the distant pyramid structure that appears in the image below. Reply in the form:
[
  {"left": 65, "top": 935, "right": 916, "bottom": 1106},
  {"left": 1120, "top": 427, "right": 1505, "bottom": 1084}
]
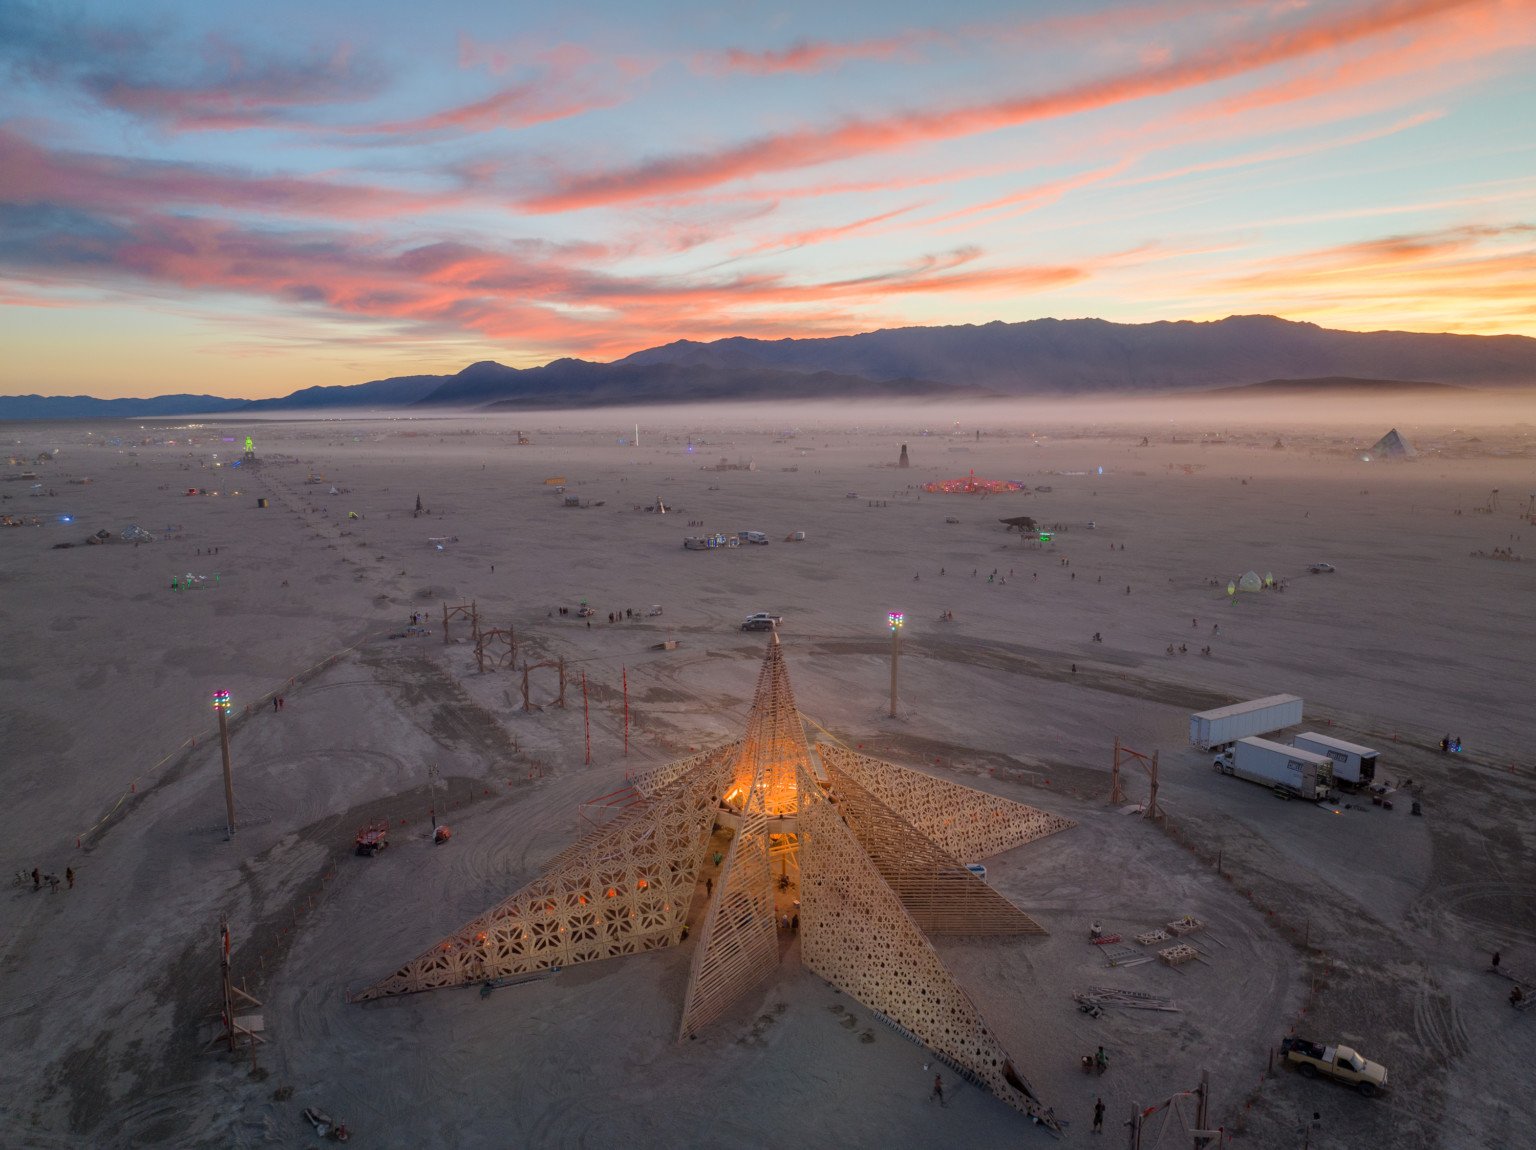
[
  {"left": 356, "top": 634, "right": 1074, "bottom": 1124},
  {"left": 1366, "top": 428, "right": 1416, "bottom": 459}
]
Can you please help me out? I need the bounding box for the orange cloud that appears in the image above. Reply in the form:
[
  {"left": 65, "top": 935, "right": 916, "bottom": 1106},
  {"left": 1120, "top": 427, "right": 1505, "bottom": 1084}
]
[
  {"left": 523, "top": 0, "right": 1490, "bottom": 213},
  {"left": 1199, "top": 223, "right": 1536, "bottom": 333}
]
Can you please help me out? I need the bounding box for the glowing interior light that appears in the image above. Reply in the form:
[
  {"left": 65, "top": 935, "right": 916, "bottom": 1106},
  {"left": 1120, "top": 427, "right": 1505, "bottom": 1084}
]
[{"left": 212, "top": 690, "right": 231, "bottom": 712}]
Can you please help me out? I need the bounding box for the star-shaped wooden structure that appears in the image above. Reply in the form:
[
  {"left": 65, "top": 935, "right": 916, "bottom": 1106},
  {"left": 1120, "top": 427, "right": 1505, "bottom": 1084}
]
[{"left": 356, "top": 635, "right": 1074, "bottom": 1117}]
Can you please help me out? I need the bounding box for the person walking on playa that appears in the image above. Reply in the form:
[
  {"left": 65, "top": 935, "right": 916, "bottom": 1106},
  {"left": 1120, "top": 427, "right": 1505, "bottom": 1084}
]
[
  {"left": 931, "top": 1074, "right": 945, "bottom": 1106},
  {"left": 1092, "top": 1097, "right": 1105, "bottom": 1134},
  {"left": 66, "top": 867, "right": 74, "bottom": 890},
  {"left": 32, "top": 866, "right": 40, "bottom": 892}
]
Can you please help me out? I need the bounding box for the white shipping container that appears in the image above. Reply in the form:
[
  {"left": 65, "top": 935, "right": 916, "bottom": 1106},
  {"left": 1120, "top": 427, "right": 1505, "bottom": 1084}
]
[
  {"left": 1189, "top": 694, "right": 1304, "bottom": 750},
  {"left": 1293, "top": 732, "right": 1379, "bottom": 787}
]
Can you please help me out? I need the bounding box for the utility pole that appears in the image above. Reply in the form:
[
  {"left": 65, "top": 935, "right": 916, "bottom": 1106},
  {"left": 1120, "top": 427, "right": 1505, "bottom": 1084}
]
[
  {"left": 887, "top": 612, "right": 904, "bottom": 718},
  {"left": 427, "top": 762, "right": 440, "bottom": 834},
  {"left": 214, "top": 691, "right": 235, "bottom": 839}
]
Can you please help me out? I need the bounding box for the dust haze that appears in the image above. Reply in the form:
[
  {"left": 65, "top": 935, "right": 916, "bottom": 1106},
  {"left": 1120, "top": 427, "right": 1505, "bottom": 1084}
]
[{"left": 2, "top": 393, "right": 1533, "bottom": 1149}]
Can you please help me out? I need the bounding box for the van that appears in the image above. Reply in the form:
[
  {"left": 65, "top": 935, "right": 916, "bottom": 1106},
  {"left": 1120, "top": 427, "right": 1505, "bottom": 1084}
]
[{"left": 745, "top": 531, "right": 769, "bottom": 545}]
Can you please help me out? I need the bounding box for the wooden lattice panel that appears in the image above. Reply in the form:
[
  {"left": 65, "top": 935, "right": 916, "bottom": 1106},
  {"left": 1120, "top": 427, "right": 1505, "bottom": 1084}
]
[
  {"left": 629, "top": 741, "right": 741, "bottom": 800},
  {"left": 356, "top": 760, "right": 731, "bottom": 1000},
  {"left": 678, "top": 758, "right": 779, "bottom": 1038},
  {"left": 817, "top": 745, "right": 1075, "bottom": 864},
  {"left": 726, "top": 634, "right": 813, "bottom": 817},
  {"left": 797, "top": 764, "right": 1040, "bottom": 1115},
  {"left": 826, "top": 764, "right": 1045, "bottom": 935}
]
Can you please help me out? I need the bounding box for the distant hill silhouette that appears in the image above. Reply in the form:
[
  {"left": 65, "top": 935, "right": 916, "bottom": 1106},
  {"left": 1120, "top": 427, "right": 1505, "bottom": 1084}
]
[
  {"left": 1190, "top": 376, "right": 1472, "bottom": 397},
  {"left": 418, "top": 359, "right": 984, "bottom": 408},
  {"left": 620, "top": 315, "right": 1536, "bottom": 393},
  {"left": 0, "top": 393, "right": 248, "bottom": 420},
  {"left": 3, "top": 314, "right": 1534, "bottom": 419}
]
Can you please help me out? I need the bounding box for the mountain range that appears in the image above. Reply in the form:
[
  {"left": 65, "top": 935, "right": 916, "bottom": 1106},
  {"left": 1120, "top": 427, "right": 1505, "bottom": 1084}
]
[{"left": 4, "top": 314, "right": 1533, "bottom": 420}]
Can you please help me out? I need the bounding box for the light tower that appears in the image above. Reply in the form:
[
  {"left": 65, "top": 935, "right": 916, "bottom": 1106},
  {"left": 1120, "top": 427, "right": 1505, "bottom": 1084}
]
[
  {"left": 214, "top": 690, "right": 236, "bottom": 839},
  {"left": 887, "top": 612, "right": 904, "bottom": 718}
]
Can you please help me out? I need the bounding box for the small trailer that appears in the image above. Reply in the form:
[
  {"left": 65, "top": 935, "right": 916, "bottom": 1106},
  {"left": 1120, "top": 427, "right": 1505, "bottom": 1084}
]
[
  {"left": 1292, "top": 732, "right": 1379, "bottom": 787},
  {"left": 1189, "top": 694, "right": 1303, "bottom": 751}
]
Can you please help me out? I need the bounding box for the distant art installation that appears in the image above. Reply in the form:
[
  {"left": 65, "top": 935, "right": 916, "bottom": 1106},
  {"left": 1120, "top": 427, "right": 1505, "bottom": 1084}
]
[
  {"left": 923, "top": 469, "right": 1023, "bottom": 495},
  {"left": 356, "top": 636, "right": 1074, "bottom": 1122}
]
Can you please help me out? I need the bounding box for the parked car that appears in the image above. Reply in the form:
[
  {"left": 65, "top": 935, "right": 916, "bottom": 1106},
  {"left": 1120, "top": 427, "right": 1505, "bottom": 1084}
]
[
  {"left": 1309, "top": 562, "right": 1337, "bottom": 574},
  {"left": 741, "top": 617, "right": 777, "bottom": 631}
]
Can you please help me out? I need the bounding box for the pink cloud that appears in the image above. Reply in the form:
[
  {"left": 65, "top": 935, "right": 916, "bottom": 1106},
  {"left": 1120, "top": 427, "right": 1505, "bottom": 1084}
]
[
  {"left": 83, "top": 40, "right": 382, "bottom": 131},
  {"left": 736, "top": 204, "right": 924, "bottom": 256},
  {"left": 0, "top": 128, "right": 456, "bottom": 218},
  {"left": 701, "top": 35, "right": 917, "bottom": 76},
  {"left": 520, "top": 0, "right": 1491, "bottom": 213},
  {"left": 339, "top": 83, "right": 616, "bottom": 137},
  {"left": 2, "top": 197, "right": 1102, "bottom": 361}
]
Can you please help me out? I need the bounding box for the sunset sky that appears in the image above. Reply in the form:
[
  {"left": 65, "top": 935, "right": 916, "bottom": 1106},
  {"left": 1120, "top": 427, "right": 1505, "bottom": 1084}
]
[{"left": 2, "top": 0, "right": 1534, "bottom": 399}]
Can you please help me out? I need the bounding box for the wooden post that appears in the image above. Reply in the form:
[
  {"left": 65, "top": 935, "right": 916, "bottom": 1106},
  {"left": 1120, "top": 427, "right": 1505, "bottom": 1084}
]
[
  {"left": 1195, "top": 1068, "right": 1209, "bottom": 1142},
  {"left": 889, "top": 624, "right": 901, "bottom": 718},
  {"left": 1110, "top": 737, "right": 1126, "bottom": 803},
  {"left": 218, "top": 703, "right": 236, "bottom": 840},
  {"left": 582, "top": 672, "right": 591, "bottom": 765},
  {"left": 442, "top": 601, "right": 449, "bottom": 645},
  {"left": 1147, "top": 750, "right": 1160, "bottom": 821},
  {"left": 622, "top": 666, "right": 629, "bottom": 757}
]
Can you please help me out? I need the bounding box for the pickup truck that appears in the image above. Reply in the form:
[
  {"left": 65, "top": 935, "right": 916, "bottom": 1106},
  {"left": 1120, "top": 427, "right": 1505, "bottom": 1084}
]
[
  {"left": 1280, "top": 1037, "right": 1388, "bottom": 1096},
  {"left": 741, "top": 612, "right": 782, "bottom": 631}
]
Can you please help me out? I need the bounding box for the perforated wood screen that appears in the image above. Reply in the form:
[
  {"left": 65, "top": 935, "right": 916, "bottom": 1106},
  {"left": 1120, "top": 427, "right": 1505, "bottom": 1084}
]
[
  {"left": 798, "top": 763, "right": 1039, "bottom": 1114},
  {"left": 355, "top": 757, "right": 730, "bottom": 1000},
  {"left": 827, "top": 762, "right": 1044, "bottom": 935},
  {"left": 725, "top": 633, "right": 813, "bottom": 817},
  {"left": 677, "top": 757, "right": 780, "bottom": 1038},
  {"left": 817, "top": 744, "right": 1075, "bottom": 863}
]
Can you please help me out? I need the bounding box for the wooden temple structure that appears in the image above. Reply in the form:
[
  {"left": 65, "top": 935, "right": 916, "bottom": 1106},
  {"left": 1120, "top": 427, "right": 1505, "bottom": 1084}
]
[{"left": 355, "top": 634, "right": 1074, "bottom": 1118}]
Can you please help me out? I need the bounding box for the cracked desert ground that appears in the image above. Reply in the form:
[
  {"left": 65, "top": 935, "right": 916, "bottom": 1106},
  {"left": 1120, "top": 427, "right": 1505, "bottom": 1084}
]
[{"left": 2, "top": 402, "right": 1533, "bottom": 1149}]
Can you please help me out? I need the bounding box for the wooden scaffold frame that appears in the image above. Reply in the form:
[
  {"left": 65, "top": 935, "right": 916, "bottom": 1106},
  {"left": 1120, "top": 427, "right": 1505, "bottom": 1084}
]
[
  {"left": 207, "top": 915, "right": 265, "bottom": 1067},
  {"left": 474, "top": 623, "right": 516, "bottom": 672},
  {"left": 1111, "top": 737, "right": 1161, "bottom": 818},
  {"left": 520, "top": 658, "right": 567, "bottom": 711},
  {"left": 442, "top": 600, "right": 478, "bottom": 646}
]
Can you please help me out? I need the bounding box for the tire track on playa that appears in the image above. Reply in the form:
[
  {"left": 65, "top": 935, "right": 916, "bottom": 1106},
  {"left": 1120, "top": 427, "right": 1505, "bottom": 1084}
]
[{"left": 1409, "top": 965, "right": 1470, "bottom": 1066}]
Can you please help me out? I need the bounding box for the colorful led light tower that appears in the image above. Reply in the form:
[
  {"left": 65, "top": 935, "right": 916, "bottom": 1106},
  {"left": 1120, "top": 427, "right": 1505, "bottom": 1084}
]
[{"left": 214, "top": 690, "right": 236, "bottom": 838}]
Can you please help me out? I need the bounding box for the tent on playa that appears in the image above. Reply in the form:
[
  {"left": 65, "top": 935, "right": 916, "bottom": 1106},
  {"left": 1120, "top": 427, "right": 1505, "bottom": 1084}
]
[{"left": 1363, "top": 428, "right": 1416, "bottom": 460}]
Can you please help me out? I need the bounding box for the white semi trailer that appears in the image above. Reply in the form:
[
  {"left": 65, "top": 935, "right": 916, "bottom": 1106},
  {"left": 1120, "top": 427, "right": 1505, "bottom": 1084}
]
[
  {"left": 1213, "top": 737, "right": 1334, "bottom": 801},
  {"left": 1189, "top": 694, "right": 1304, "bottom": 751},
  {"left": 1292, "top": 733, "right": 1379, "bottom": 788}
]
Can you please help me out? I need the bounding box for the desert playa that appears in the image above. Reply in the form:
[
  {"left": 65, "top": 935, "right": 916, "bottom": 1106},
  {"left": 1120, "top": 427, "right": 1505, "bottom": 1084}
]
[{"left": 2, "top": 404, "right": 1534, "bottom": 1149}]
